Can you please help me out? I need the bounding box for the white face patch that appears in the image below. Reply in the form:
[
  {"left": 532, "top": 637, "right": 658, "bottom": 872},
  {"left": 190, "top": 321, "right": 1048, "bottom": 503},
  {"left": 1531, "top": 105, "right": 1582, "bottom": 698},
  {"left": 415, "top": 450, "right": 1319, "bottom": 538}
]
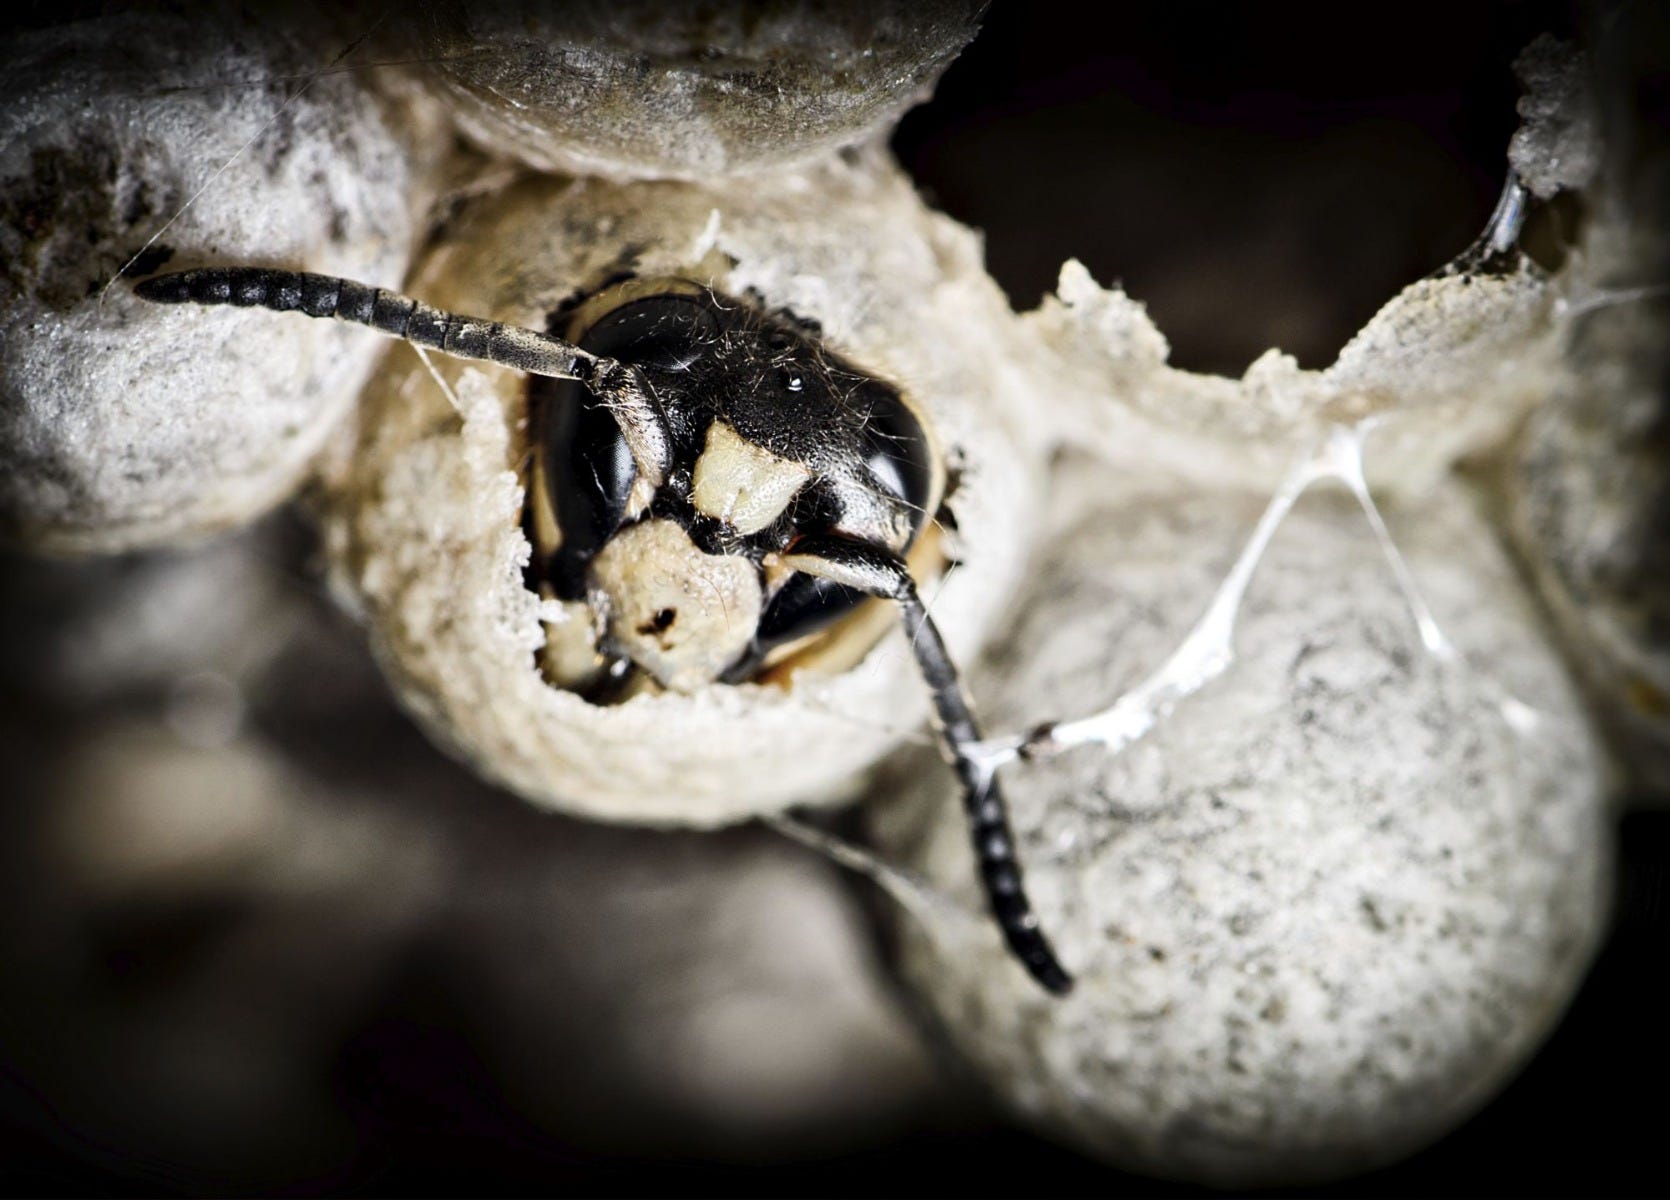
[
  {"left": 690, "top": 420, "right": 811, "bottom": 535},
  {"left": 587, "top": 518, "right": 763, "bottom": 692}
]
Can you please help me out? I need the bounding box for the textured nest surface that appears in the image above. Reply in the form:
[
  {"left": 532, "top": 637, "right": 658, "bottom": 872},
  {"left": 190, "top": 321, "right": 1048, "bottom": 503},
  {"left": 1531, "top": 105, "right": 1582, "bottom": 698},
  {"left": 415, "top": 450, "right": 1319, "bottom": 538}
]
[
  {"left": 0, "top": 10, "right": 446, "bottom": 553},
  {"left": 398, "top": 0, "right": 980, "bottom": 179}
]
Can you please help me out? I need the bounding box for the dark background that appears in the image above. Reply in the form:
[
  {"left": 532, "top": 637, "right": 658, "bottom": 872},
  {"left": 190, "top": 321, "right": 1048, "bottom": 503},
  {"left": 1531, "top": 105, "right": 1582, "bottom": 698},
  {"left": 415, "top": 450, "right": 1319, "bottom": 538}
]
[{"left": 3, "top": 1, "right": 1667, "bottom": 1195}]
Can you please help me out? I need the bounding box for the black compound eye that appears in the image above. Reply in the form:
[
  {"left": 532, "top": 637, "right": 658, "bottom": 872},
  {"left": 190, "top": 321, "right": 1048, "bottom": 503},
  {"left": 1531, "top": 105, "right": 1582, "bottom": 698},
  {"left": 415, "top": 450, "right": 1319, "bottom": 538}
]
[
  {"left": 858, "top": 381, "right": 935, "bottom": 522},
  {"left": 730, "top": 365, "right": 935, "bottom": 657},
  {"left": 581, "top": 293, "right": 719, "bottom": 373},
  {"left": 751, "top": 398, "right": 932, "bottom": 658},
  {"left": 529, "top": 369, "right": 635, "bottom": 600},
  {"left": 526, "top": 288, "right": 724, "bottom": 600}
]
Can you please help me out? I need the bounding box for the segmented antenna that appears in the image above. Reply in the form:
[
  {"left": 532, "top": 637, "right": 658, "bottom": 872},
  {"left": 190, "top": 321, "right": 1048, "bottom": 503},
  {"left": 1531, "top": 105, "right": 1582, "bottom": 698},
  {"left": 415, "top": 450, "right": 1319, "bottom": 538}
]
[
  {"left": 897, "top": 586, "right": 1074, "bottom": 994},
  {"left": 134, "top": 267, "right": 598, "bottom": 382},
  {"left": 783, "top": 533, "right": 1074, "bottom": 995}
]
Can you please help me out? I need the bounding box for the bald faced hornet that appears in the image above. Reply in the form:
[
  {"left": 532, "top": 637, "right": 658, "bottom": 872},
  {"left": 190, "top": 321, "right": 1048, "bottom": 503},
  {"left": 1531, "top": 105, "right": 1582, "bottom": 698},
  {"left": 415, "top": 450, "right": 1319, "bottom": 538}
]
[
  {"left": 134, "top": 266, "right": 1073, "bottom": 995},
  {"left": 523, "top": 276, "right": 942, "bottom": 698}
]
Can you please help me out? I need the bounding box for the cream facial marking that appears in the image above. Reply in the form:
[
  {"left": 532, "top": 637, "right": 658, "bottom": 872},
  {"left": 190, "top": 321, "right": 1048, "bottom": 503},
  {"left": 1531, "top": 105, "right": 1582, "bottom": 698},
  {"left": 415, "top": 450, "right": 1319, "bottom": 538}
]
[
  {"left": 690, "top": 420, "right": 812, "bottom": 535},
  {"left": 587, "top": 517, "right": 764, "bottom": 693}
]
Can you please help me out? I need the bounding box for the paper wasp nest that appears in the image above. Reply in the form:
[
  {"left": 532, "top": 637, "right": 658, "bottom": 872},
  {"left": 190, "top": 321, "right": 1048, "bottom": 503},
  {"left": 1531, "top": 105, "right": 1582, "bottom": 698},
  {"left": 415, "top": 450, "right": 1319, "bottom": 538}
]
[
  {"left": 0, "top": 10, "right": 444, "bottom": 554},
  {"left": 322, "top": 149, "right": 1047, "bottom": 825},
  {"left": 875, "top": 464, "right": 1610, "bottom": 1186},
  {"left": 396, "top": 0, "right": 981, "bottom": 180},
  {"left": 0, "top": 6, "right": 1650, "bottom": 1190}
]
